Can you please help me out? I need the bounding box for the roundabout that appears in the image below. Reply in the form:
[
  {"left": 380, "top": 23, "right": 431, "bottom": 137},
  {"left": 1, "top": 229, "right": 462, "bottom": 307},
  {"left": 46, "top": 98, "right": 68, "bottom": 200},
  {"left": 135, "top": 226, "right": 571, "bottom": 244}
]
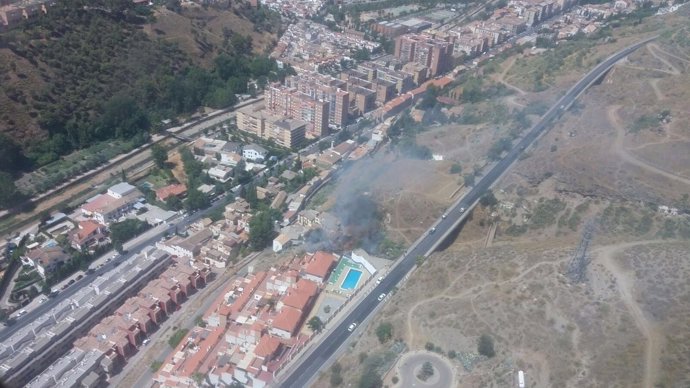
[{"left": 394, "top": 351, "right": 455, "bottom": 388}]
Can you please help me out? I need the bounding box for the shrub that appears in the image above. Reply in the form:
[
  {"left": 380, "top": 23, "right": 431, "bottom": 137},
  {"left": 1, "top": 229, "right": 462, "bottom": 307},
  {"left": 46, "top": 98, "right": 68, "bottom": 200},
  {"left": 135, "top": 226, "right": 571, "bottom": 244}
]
[{"left": 478, "top": 334, "right": 496, "bottom": 358}]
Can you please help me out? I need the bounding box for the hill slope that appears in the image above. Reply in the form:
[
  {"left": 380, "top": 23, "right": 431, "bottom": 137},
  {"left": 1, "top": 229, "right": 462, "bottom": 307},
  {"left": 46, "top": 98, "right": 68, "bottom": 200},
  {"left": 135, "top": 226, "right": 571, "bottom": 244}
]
[{"left": 0, "top": 0, "right": 280, "bottom": 174}]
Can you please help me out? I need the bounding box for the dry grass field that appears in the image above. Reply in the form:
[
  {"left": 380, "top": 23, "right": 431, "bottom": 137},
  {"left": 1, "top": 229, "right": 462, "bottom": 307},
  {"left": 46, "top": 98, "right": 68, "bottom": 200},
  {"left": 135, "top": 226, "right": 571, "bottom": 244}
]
[{"left": 313, "top": 10, "right": 690, "bottom": 388}]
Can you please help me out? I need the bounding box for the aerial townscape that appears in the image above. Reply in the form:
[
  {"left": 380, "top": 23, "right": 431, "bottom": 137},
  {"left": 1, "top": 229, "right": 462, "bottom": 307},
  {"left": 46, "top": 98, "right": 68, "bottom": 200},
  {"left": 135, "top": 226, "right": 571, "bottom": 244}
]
[{"left": 0, "top": 0, "right": 689, "bottom": 387}]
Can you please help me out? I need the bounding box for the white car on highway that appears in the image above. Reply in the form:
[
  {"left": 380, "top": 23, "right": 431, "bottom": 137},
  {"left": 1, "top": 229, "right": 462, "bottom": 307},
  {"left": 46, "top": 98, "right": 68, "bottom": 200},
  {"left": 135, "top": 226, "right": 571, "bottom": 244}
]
[
  {"left": 377, "top": 293, "right": 386, "bottom": 301},
  {"left": 347, "top": 323, "right": 358, "bottom": 332}
]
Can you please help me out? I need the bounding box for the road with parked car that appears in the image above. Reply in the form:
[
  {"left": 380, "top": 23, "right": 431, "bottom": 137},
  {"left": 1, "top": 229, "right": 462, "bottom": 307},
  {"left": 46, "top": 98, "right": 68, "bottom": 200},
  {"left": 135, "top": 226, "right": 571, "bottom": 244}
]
[{"left": 277, "top": 37, "right": 656, "bottom": 388}]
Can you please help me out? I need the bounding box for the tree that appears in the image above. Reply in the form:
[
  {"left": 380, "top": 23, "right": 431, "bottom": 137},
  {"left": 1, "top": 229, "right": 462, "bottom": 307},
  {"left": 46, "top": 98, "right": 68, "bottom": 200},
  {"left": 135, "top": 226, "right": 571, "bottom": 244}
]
[
  {"left": 450, "top": 163, "right": 462, "bottom": 174},
  {"left": 110, "top": 218, "right": 148, "bottom": 245},
  {"left": 0, "top": 134, "right": 27, "bottom": 174},
  {"left": 318, "top": 141, "right": 330, "bottom": 152},
  {"left": 98, "top": 94, "right": 150, "bottom": 139},
  {"left": 419, "top": 84, "right": 439, "bottom": 110},
  {"left": 151, "top": 144, "right": 168, "bottom": 169},
  {"left": 418, "top": 361, "right": 435, "bottom": 381},
  {"left": 375, "top": 322, "right": 393, "bottom": 343},
  {"left": 463, "top": 173, "right": 475, "bottom": 187},
  {"left": 165, "top": 195, "right": 183, "bottom": 211},
  {"left": 185, "top": 187, "right": 209, "bottom": 211},
  {"left": 478, "top": 334, "right": 496, "bottom": 358},
  {"left": 248, "top": 210, "right": 277, "bottom": 250},
  {"left": 330, "top": 362, "right": 344, "bottom": 386},
  {"left": 243, "top": 183, "right": 259, "bottom": 208},
  {"left": 480, "top": 191, "right": 498, "bottom": 208},
  {"left": 0, "top": 172, "right": 23, "bottom": 209},
  {"left": 307, "top": 316, "right": 324, "bottom": 333}
]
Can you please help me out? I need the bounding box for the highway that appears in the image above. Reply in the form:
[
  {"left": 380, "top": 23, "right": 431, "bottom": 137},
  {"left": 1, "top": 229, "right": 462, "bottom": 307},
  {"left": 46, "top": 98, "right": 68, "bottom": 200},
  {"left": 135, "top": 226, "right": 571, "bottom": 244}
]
[{"left": 277, "top": 37, "right": 657, "bottom": 388}]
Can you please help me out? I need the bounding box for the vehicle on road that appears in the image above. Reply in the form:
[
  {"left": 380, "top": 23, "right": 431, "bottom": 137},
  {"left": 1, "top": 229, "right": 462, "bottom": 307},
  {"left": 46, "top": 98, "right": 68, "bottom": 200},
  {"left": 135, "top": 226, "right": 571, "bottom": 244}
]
[
  {"left": 68, "top": 279, "right": 75, "bottom": 285},
  {"left": 17, "top": 310, "right": 26, "bottom": 316},
  {"left": 429, "top": 227, "right": 436, "bottom": 234},
  {"left": 38, "top": 297, "right": 47, "bottom": 304},
  {"left": 442, "top": 213, "right": 447, "bottom": 219},
  {"left": 142, "top": 339, "right": 150, "bottom": 345},
  {"left": 76, "top": 275, "right": 83, "bottom": 280},
  {"left": 459, "top": 207, "right": 465, "bottom": 213},
  {"left": 377, "top": 293, "right": 386, "bottom": 301},
  {"left": 376, "top": 276, "right": 383, "bottom": 285},
  {"left": 347, "top": 323, "right": 357, "bottom": 332}
]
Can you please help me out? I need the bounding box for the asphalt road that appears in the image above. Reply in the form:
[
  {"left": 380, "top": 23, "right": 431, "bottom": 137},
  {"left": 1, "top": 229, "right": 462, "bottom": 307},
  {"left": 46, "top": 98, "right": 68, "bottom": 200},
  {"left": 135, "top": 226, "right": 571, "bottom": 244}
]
[
  {"left": 0, "top": 191, "right": 233, "bottom": 342},
  {"left": 399, "top": 352, "right": 454, "bottom": 388},
  {"left": 278, "top": 37, "right": 656, "bottom": 388}
]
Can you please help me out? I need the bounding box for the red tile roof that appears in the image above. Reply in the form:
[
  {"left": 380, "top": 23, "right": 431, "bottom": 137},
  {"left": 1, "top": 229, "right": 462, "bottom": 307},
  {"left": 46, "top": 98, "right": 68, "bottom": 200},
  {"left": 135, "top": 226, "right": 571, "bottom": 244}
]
[
  {"left": 272, "top": 307, "right": 303, "bottom": 335},
  {"left": 156, "top": 184, "right": 187, "bottom": 201},
  {"left": 231, "top": 272, "right": 267, "bottom": 315},
  {"left": 255, "top": 335, "right": 281, "bottom": 359},
  {"left": 304, "top": 251, "right": 336, "bottom": 280}
]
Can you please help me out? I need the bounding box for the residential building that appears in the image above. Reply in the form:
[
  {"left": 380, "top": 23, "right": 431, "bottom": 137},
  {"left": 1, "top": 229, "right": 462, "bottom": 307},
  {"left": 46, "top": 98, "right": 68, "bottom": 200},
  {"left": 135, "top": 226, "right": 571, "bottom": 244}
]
[
  {"left": 265, "top": 117, "right": 307, "bottom": 149},
  {"left": 243, "top": 144, "right": 269, "bottom": 161},
  {"left": 81, "top": 183, "right": 142, "bottom": 225},
  {"left": 23, "top": 246, "right": 70, "bottom": 277},
  {"left": 155, "top": 184, "right": 187, "bottom": 202},
  {"left": 68, "top": 220, "right": 108, "bottom": 251},
  {"left": 300, "top": 251, "right": 337, "bottom": 284},
  {"left": 394, "top": 33, "right": 454, "bottom": 76}
]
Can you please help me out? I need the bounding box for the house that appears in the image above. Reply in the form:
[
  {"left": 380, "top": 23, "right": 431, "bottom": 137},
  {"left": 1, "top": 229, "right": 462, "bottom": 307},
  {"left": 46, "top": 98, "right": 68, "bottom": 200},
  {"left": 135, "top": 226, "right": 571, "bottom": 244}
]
[
  {"left": 155, "top": 184, "right": 187, "bottom": 202},
  {"left": 297, "top": 210, "right": 321, "bottom": 228},
  {"left": 107, "top": 182, "right": 137, "bottom": 199},
  {"left": 68, "top": 220, "right": 109, "bottom": 251},
  {"left": 272, "top": 234, "right": 291, "bottom": 253},
  {"left": 225, "top": 198, "right": 252, "bottom": 215},
  {"left": 301, "top": 251, "right": 337, "bottom": 284},
  {"left": 243, "top": 144, "right": 269, "bottom": 161},
  {"left": 254, "top": 335, "right": 282, "bottom": 362},
  {"left": 269, "top": 306, "right": 303, "bottom": 339},
  {"left": 278, "top": 279, "right": 318, "bottom": 312},
  {"left": 280, "top": 170, "right": 298, "bottom": 181},
  {"left": 315, "top": 151, "right": 342, "bottom": 170},
  {"left": 23, "top": 246, "right": 70, "bottom": 277},
  {"left": 157, "top": 229, "right": 213, "bottom": 258},
  {"left": 82, "top": 183, "right": 143, "bottom": 225},
  {"left": 197, "top": 184, "right": 216, "bottom": 196},
  {"left": 208, "top": 166, "right": 233, "bottom": 182}
]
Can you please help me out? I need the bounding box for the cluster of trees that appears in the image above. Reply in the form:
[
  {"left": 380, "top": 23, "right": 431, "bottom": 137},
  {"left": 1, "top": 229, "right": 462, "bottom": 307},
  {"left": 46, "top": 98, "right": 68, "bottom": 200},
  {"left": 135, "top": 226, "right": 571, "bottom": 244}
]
[
  {"left": 110, "top": 218, "right": 150, "bottom": 252},
  {"left": 388, "top": 112, "right": 433, "bottom": 160},
  {"left": 1, "top": 0, "right": 293, "bottom": 177},
  {"left": 0, "top": 134, "right": 29, "bottom": 209},
  {"left": 375, "top": 322, "right": 393, "bottom": 344},
  {"left": 180, "top": 148, "right": 212, "bottom": 211},
  {"left": 248, "top": 209, "right": 281, "bottom": 250},
  {"left": 487, "top": 137, "right": 513, "bottom": 160}
]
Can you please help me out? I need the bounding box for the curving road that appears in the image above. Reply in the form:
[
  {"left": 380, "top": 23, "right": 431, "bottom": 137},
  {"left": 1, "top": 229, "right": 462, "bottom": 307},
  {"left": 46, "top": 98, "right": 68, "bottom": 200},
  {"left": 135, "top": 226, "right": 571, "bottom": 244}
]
[
  {"left": 398, "top": 352, "right": 454, "bottom": 388},
  {"left": 277, "top": 36, "right": 657, "bottom": 388}
]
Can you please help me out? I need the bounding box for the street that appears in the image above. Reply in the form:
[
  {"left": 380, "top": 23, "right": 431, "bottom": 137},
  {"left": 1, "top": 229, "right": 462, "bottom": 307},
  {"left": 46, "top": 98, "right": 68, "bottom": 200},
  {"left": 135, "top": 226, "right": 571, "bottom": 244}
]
[{"left": 277, "top": 36, "right": 657, "bottom": 388}]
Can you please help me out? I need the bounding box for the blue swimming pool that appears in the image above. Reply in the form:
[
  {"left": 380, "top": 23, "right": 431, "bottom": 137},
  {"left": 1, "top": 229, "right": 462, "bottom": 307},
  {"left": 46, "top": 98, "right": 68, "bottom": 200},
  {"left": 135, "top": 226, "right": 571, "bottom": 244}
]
[{"left": 340, "top": 268, "right": 363, "bottom": 290}]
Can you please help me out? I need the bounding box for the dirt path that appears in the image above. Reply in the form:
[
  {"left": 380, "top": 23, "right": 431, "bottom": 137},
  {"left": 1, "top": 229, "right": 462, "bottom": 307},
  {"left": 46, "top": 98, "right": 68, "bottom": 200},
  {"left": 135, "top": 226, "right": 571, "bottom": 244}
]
[
  {"left": 594, "top": 240, "right": 667, "bottom": 388},
  {"left": 647, "top": 78, "right": 666, "bottom": 101},
  {"left": 646, "top": 44, "right": 682, "bottom": 75},
  {"left": 495, "top": 56, "right": 528, "bottom": 95},
  {"left": 405, "top": 252, "right": 559, "bottom": 345},
  {"left": 607, "top": 105, "right": 690, "bottom": 185}
]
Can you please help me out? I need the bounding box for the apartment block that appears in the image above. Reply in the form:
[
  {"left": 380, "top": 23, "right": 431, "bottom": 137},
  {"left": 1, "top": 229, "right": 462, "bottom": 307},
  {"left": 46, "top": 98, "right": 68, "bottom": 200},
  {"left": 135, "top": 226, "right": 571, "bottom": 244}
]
[
  {"left": 394, "top": 33, "right": 454, "bottom": 76},
  {"left": 237, "top": 103, "right": 308, "bottom": 149}
]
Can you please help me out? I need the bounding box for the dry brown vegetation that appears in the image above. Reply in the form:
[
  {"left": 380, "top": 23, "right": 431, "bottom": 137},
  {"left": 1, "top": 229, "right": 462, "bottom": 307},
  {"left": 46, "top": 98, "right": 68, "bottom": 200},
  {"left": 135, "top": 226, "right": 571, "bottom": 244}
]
[
  {"left": 315, "top": 10, "right": 690, "bottom": 388},
  {"left": 143, "top": 5, "right": 277, "bottom": 67}
]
